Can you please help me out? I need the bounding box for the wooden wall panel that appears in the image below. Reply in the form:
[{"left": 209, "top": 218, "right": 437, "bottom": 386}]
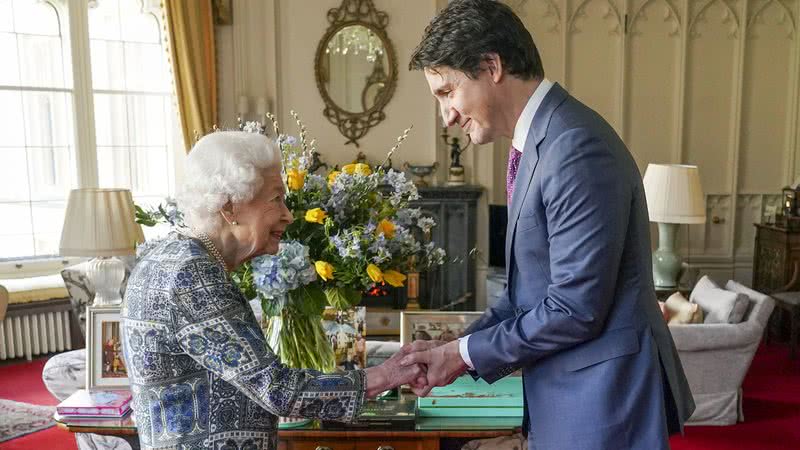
[
  {"left": 625, "top": 0, "right": 684, "bottom": 172},
  {"left": 683, "top": 0, "right": 742, "bottom": 194},
  {"left": 514, "top": 0, "right": 566, "bottom": 83},
  {"left": 566, "top": 0, "right": 624, "bottom": 132},
  {"left": 738, "top": 0, "right": 797, "bottom": 192}
]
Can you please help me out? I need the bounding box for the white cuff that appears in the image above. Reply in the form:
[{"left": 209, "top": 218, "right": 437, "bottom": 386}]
[{"left": 458, "top": 335, "right": 475, "bottom": 370}]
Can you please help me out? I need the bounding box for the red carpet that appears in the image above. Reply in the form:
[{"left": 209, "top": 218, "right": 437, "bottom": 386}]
[
  {"left": 669, "top": 343, "right": 800, "bottom": 449},
  {"left": 0, "top": 357, "right": 76, "bottom": 450},
  {"left": 0, "top": 346, "right": 798, "bottom": 449}
]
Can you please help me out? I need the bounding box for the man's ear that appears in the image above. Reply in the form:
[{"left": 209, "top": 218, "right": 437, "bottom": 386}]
[{"left": 483, "top": 53, "right": 504, "bottom": 84}]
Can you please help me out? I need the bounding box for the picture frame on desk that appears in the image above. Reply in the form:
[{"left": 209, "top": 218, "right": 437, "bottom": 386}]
[
  {"left": 400, "top": 311, "right": 483, "bottom": 346},
  {"left": 86, "top": 305, "right": 129, "bottom": 390}
]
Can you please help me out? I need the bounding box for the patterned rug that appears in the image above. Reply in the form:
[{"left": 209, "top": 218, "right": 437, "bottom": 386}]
[{"left": 0, "top": 398, "right": 57, "bottom": 443}]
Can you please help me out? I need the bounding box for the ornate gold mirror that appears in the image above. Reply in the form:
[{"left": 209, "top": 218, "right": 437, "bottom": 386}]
[{"left": 315, "top": 0, "right": 397, "bottom": 147}]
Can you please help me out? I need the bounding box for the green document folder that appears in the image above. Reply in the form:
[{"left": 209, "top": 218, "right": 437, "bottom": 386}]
[{"left": 416, "top": 375, "right": 524, "bottom": 417}]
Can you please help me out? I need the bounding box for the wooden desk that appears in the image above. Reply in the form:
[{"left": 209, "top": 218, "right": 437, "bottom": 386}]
[{"left": 54, "top": 412, "right": 519, "bottom": 450}]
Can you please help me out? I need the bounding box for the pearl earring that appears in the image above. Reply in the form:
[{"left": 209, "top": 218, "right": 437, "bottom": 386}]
[{"left": 231, "top": 221, "right": 239, "bottom": 226}]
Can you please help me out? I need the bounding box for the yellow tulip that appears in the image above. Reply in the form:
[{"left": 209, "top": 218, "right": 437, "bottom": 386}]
[
  {"left": 376, "top": 219, "right": 396, "bottom": 239},
  {"left": 327, "top": 170, "right": 340, "bottom": 186},
  {"left": 342, "top": 163, "right": 357, "bottom": 175},
  {"left": 286, "top": 168, "right": 306, "bottom": 191},
  {"left": 342, "top": 163, "right": 372, "bottom": 176},
  {"left": 315, "top": 261, "right": 335, "bottom": 281},
  {"left": 383, "top": 270, "right": 407, "bottom": 287},
  {"left": 354, "top": 163, "right": 372, "bottom": 176},
  {"left": 367, "top": 264, "right": 383, "bottom": 283},
  {"left": 305, "top": 208, "right": 327, "bottom": 224}
]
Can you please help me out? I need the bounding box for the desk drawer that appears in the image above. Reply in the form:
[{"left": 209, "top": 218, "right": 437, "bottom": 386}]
[
  {"left": 355, "top": 438, "right": 438, "bottom": 450},
  {"left": 284, "top": 439, "right": 356, "bottom": 450}
]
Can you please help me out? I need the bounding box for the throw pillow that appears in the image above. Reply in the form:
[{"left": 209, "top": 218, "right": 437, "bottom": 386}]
[
  {"left": 665, "top": 292, "right": 703, "bottom": 325},
  {"left": 690, "top": 275, "right": 749, "bottom": 324},
  {"left": 657, "top": 301, "right": 671, "bottom": 322}
]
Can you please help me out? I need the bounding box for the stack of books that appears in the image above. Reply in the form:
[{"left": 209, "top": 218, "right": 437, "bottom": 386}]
[
  {"left": 416, "top": 375, "right": 523, "bottom": 418},
  {"left": 56, "top": 389, "right": 132, "bottom": 419}
]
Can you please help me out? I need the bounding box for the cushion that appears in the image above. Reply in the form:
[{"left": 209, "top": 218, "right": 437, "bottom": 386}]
[
  {"left": 60, "top": 269, "right": 94, "bottom": 338},
  {"left": 657, "top": 301, "right": 671, "bottom": 322},
  {"left": 665, "top": 292, "right": 703, "bottom": 325},
  {"left": 690, "top": 276, "right": 749, "bottom": 324},
  {"left": 0, "top": 274, "right": 68, "bottom": 305}
]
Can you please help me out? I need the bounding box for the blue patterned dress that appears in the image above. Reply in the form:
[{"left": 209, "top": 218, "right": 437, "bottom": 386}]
[{"left": 121, "top": 233, "right": 366, "bottom": 450}]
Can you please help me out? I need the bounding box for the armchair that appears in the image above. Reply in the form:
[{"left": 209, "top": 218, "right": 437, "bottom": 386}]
[{"left": 669, "top": 280, "right": 774, "bottom": 425}]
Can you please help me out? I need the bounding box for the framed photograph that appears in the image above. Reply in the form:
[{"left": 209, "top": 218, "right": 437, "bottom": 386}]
[
  {"left": 322, "top": 306, "right": 367, "bottom": 371},
  {"left": 86, "top": 305, "right": 129, "bottom": 390},
  {"left": 400, "top": 311, "right": 483, "bottom": 346}
]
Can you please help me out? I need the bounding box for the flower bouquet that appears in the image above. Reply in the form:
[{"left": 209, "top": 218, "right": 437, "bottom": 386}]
[{"left": 248, "top": 111, "right": 446, "bottom": 372}]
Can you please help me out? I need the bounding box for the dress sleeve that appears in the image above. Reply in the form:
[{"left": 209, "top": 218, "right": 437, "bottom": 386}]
[{"left": 170, "top": 256, "right": 366, "bottom": 422}]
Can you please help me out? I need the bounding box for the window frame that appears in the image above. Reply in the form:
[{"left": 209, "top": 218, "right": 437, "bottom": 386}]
[{"left": 0, "top": 0, "right": 182, "bottom": 278}]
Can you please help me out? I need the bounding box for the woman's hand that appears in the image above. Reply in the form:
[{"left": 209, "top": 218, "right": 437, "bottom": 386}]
[{"left": 364, "top": 347, "right": 428, "bottom": 398}]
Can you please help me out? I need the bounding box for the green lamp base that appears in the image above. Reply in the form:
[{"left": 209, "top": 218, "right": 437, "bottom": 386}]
[{"left": 653, "top": 222, "right": 682, "bottom": 289}]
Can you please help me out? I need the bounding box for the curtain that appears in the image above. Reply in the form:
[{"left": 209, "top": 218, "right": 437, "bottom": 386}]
[{"left": 163, "top": 0, "right": 217, "bottom": 153}]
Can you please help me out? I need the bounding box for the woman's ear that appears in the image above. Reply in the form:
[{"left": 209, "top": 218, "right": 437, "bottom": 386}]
[{"left": 220, "top": 201, "right": 238, "bottom": 226}]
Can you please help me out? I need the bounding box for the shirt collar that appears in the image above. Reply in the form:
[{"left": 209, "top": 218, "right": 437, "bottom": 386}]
[{"left": 512, "top": 78, "right": 554, "bottom": 152}]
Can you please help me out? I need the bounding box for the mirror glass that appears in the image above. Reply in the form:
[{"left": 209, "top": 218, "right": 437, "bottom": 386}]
[{"left": 322, "top": 25, "right": 390, "bottom": 113}]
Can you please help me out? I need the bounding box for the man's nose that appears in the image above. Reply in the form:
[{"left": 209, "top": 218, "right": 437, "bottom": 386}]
[{"left": 441, "top": 106, "right": 458, "bottom": 127}]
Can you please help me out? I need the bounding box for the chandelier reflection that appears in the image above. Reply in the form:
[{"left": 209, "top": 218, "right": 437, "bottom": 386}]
[{"left": 325, "top": 25, "right": 385, "bottom": 63}]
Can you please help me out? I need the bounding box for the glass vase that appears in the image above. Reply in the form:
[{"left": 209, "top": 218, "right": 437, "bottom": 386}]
[{"left": 262, "top": 307, "right": 335, "bottom": 373}]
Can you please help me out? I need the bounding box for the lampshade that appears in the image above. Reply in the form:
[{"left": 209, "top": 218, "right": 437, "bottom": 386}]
[
  {"left": 643, "top": 164, "right": 706, "bottom": 224},
  {"left": 59, "top": 188, "right": 145, "bottom": 257}
]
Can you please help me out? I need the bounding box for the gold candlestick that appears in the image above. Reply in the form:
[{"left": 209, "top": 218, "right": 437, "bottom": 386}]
[{"left": 405, "top": 271, "right": 421, "bottom": 310}]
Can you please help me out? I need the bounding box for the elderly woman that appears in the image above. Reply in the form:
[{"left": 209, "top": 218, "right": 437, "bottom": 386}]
[{"left": 121, "top": 131, "right": 423, "bottom": 450}]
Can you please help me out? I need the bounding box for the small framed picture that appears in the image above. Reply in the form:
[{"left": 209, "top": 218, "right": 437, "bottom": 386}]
[
  {"left": 400, "top": 311, "right": 483, "bottom": 346},
  {"left": 322, "top": 306, "right": 367, "bottom": 371},
  {"left": 86, "top": 305, "right": 129, "bottom": 390}
]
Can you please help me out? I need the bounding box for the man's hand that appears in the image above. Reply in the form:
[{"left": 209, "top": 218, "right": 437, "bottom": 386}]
[
  {"left": 364, "top": 347, "right": 427, "bottom": 398},
  {"left": 400, "top": 339, "right": 468, "bottom": 396}
]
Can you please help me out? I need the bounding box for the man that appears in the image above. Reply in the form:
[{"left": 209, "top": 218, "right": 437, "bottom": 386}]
[{"left": 401, "top": 1, "right": 695, "bottom": 448}]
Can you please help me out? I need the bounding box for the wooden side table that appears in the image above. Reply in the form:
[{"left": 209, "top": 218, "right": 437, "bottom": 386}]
[{"left": 54, "top": 410, "right": 519, "bottom": 450}]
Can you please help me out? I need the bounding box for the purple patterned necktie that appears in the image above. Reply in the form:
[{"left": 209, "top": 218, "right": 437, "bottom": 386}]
[{"left": 506, "top": 146, "right": 522, "bottom": 204}]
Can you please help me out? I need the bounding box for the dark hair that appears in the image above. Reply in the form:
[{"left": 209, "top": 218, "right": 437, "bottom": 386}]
[{"left": 409, "top": 0, "right": 544, "bottom": 80}]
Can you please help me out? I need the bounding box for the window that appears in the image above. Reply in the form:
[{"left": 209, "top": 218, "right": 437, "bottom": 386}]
[
  {"left": 0, "top": 0, "right": 181, "bottom": 273},
  {"left": 89, "top": 0, "right": 178, "bottom": 205},
  {"left": 0, "top": 0, "right": 75, "bottom": 260}
]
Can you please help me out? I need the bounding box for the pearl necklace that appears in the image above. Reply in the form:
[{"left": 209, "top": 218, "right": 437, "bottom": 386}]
[{"left": 193, "top": 230, "right": 230, "bottom": 272}]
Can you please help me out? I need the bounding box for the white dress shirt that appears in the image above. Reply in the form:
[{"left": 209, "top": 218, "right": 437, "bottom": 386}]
[{"left": 458, "top": 78, "right": 554, "bottom": 370}]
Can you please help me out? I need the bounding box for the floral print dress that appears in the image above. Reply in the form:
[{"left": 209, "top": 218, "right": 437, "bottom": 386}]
[{"left": 121, "top": 233, "right": 366, "bottom": 450}]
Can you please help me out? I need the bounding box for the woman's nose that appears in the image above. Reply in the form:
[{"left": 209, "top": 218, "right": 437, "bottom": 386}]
[{"left": 281, "top": 202, "right": 294, "bottom": 224}]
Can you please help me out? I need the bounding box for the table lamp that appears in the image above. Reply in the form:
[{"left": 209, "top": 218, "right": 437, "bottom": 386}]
[
  {"left": 643, "top": 164, "right": 706, "bottom": 288},
  {"left": 59, "top": 188, "right": 144, "bottom": 306}
]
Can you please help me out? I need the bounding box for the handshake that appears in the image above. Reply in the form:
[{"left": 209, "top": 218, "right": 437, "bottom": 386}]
[{"left": 364, "top": 339, "right": 469, "bottom": 398}]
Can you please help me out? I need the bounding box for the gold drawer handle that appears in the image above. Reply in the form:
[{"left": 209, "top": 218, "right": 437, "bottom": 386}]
[
  {"left": 377, "top": 447, "right": 395, "bottom": 450},
  {"left": 315, "top": 447, "right": 333, "bottom": 450}
]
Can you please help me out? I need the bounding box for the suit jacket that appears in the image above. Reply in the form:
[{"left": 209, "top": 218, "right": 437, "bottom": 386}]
[{"left": 464, "top": 83, "right": 695, "bottom": 449}]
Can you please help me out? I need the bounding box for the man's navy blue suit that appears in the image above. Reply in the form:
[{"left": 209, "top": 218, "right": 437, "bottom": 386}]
[{"left": 464, "top": 83, "right": 695, "bottom": 449}]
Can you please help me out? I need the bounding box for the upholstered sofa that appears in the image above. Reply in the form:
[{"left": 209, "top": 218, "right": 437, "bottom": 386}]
[{"left": 669, "top": 280, "right": 774, "bottom": 425}]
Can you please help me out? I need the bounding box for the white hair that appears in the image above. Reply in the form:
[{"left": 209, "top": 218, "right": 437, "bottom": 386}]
[{"left": 178, "top": 131, "right": 281, "bottom": 233}]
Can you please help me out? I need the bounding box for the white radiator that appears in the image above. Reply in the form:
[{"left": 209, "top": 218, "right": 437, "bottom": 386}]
[{"left": 0, "top": 310, "right": 72, "bottom": 360}]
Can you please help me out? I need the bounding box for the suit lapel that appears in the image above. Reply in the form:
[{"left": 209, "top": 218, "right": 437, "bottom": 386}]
[{"left": 504, "top": 83, "right": 570, "bottom": 274}]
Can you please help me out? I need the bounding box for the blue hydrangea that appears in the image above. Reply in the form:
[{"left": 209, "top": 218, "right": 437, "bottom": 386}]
[{"left": 251, "top": 241, "right": 316, "bottom": 299}]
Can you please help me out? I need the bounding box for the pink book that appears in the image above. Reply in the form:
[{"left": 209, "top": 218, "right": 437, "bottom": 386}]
[{"left": 56, "top": 389, "right": 132, "bottom": 418}]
